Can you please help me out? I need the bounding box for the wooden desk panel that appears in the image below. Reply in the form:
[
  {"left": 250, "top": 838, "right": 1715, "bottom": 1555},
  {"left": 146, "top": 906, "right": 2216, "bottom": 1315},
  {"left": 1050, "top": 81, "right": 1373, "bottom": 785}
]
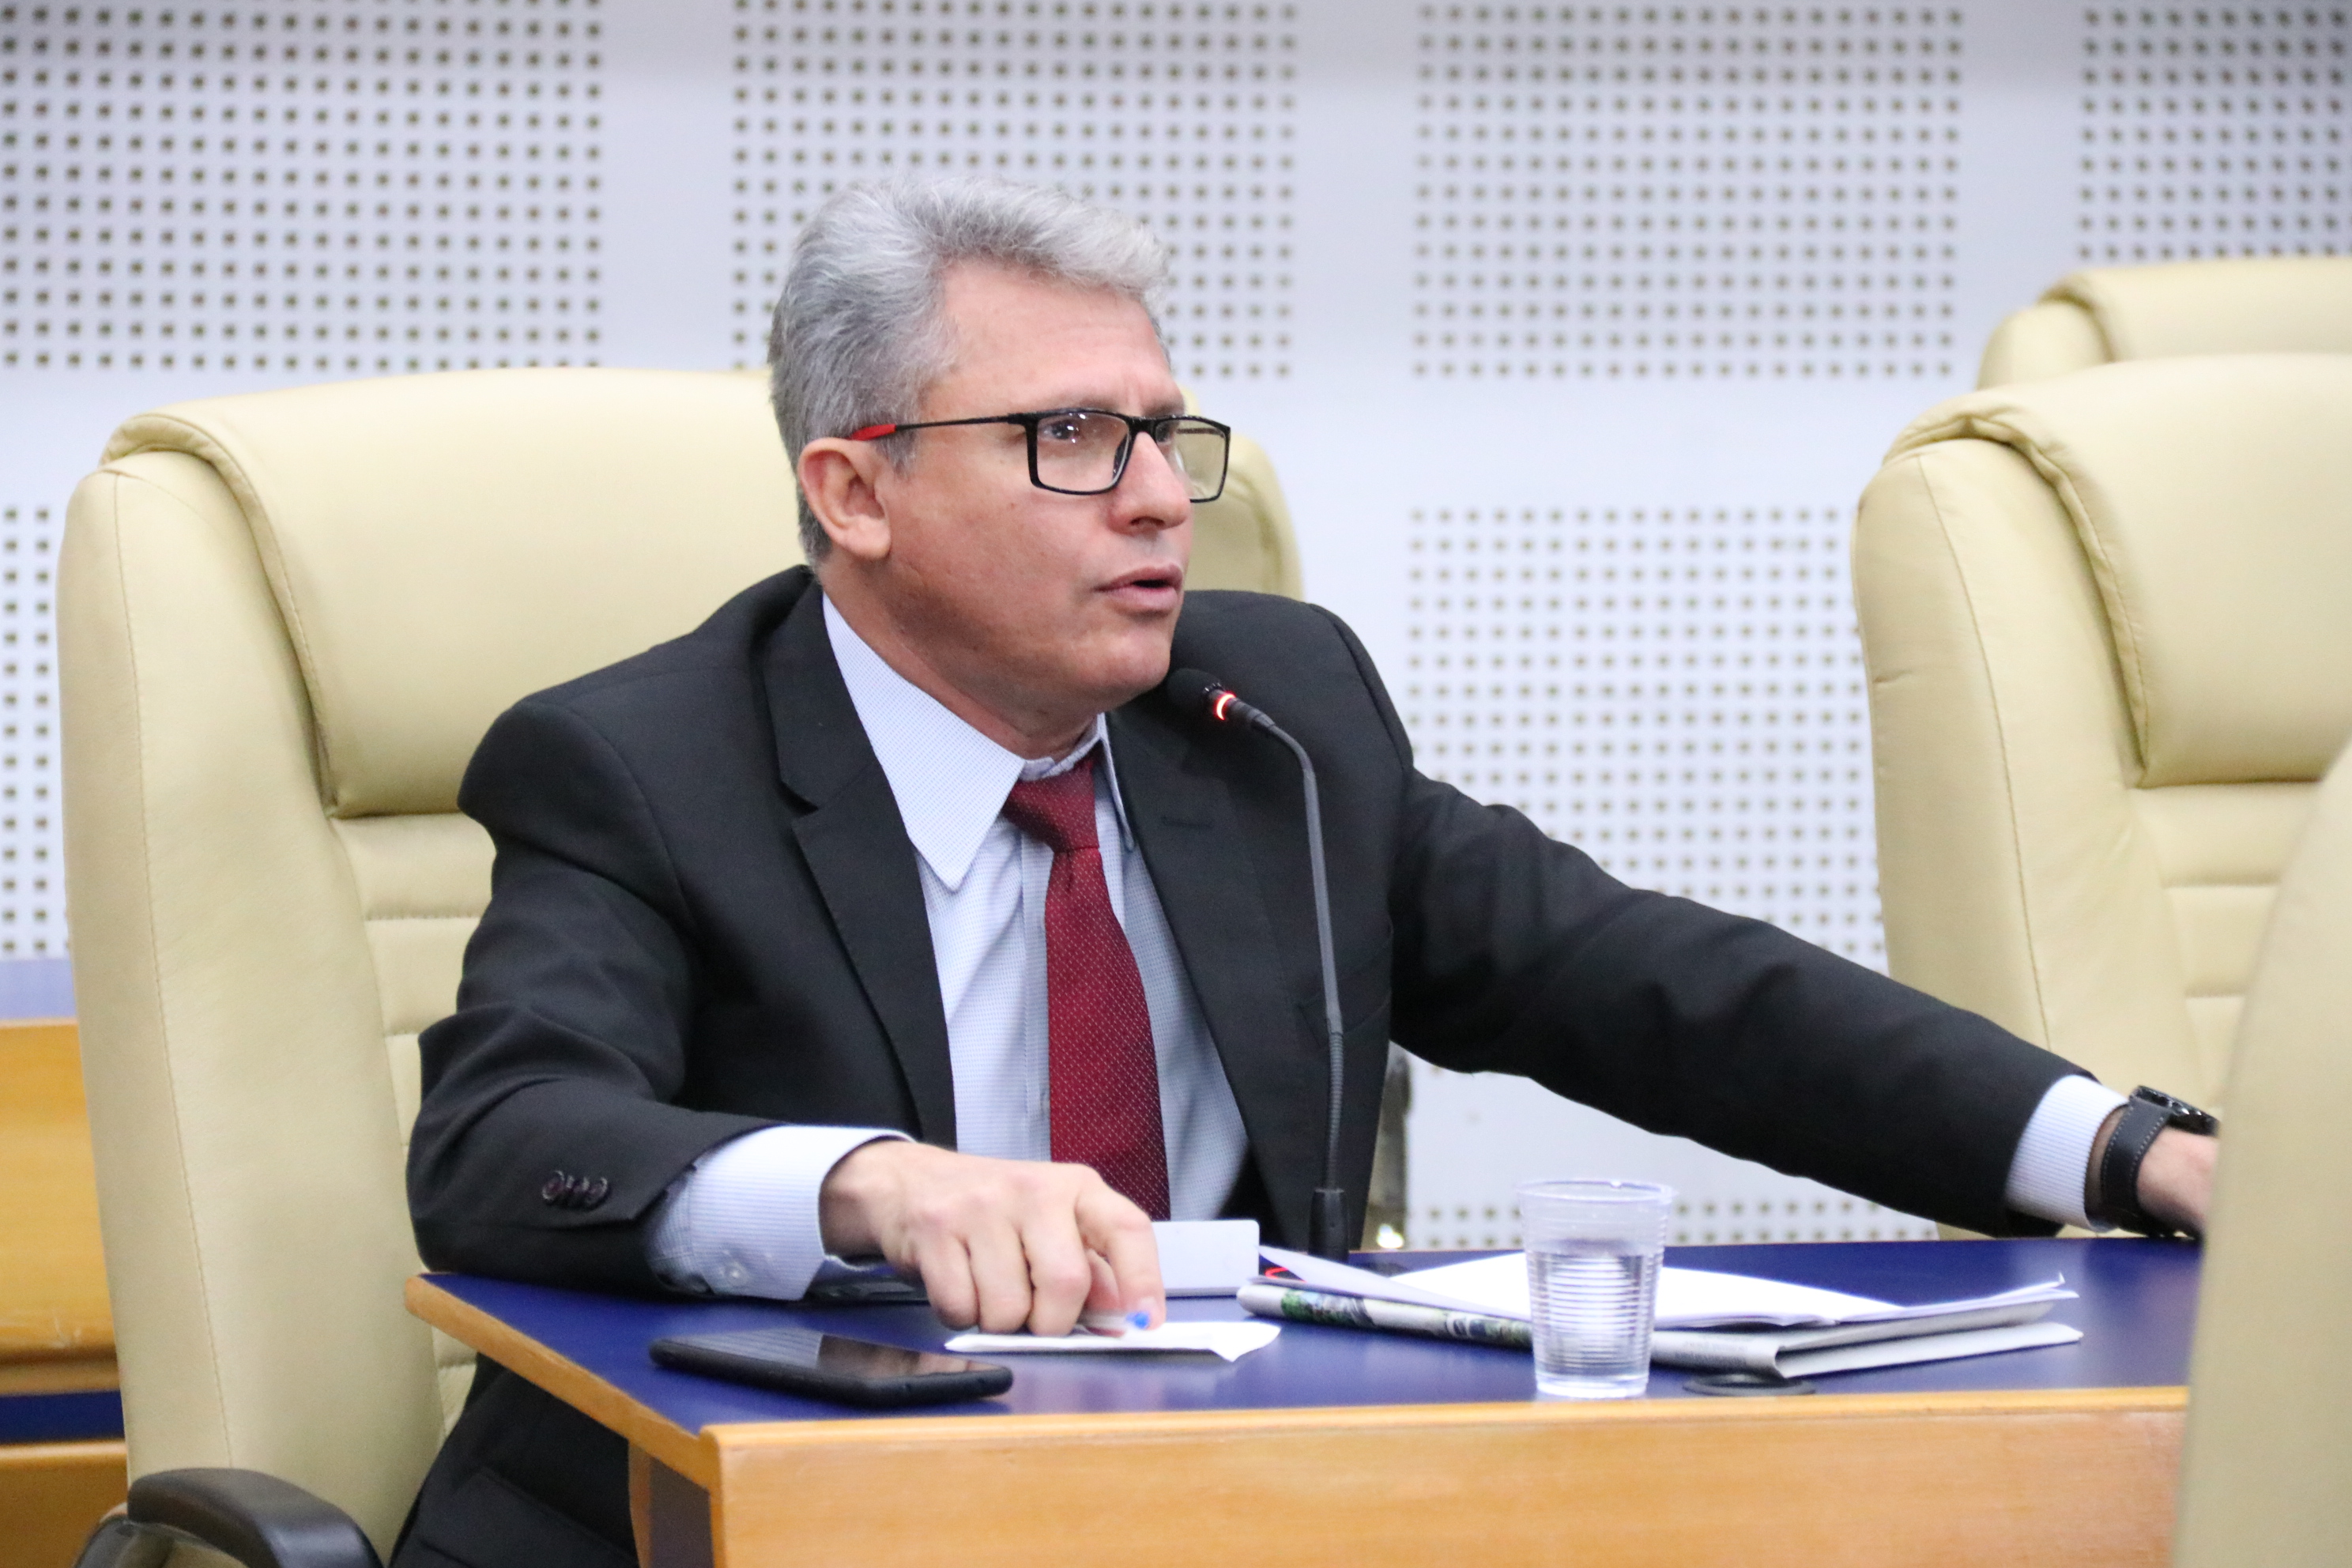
[
  {"left": 0, "top": 1021, "right": 113, "bottom": 1363},
  {"left": 680, "top": 1389, "right": 2181, "bottom": 1568},
  {"left": 0, "top": 1441, "right": 128, "bottom": 1568}
]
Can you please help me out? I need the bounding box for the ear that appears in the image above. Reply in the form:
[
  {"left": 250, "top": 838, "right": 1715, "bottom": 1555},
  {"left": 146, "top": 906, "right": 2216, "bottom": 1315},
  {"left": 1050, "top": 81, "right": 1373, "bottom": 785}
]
[{"left": 798, "top": 437, "right": 896, "bottom": 564}]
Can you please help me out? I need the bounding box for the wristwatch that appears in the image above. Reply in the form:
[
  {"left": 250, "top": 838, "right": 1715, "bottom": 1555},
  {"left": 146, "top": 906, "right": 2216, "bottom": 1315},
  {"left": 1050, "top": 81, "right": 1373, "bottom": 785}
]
[{"left": 2090, "top": 1085, "right": 2219, "bottom": 1238}]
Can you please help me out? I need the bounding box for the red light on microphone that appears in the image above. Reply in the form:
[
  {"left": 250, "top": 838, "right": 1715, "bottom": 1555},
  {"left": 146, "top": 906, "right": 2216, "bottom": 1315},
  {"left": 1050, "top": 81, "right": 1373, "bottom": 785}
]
[{"left": 1210, "top": 690, "right": 1238, "bottom": 722}]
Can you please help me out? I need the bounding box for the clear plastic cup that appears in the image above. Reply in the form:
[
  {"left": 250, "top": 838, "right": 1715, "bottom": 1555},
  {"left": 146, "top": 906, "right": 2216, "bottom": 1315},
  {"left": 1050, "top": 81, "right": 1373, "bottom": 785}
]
[{"left": 1516, "top": 1178, "right": 1675, "bottom": 1399}]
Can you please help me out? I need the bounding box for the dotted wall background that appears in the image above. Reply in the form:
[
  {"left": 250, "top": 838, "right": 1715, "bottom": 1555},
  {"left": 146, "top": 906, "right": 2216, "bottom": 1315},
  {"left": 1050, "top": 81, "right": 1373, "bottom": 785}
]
[
  {"left": 727, "top": 0, "right": 1296, "bottom": 381},
  {"left": 0, "top": 505, "right": 58, "bottom": 960},
  {"left": 1, "top": 0, "right": 605, "bottom": 374},
  {"left": 1397, "top": 499, "right": 1927, "bottom": 1247},
  {"left": 1401, "top": 503, "right": 1879, "bottom": 962},
  {"left": 1413, "top": 3, "right": 1963, "bottom": 381},
  {"left": 2079, "top": 4, "right": 2348, "bottom": 262}
]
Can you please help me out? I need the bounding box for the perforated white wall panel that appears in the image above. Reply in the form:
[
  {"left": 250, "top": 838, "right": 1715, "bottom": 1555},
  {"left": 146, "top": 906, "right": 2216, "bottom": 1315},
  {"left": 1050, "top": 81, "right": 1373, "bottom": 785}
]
[
  {"left": 1414, "top": 4, "right": 1962, "bottom": 382},
  {"left": 3, "top": 0, "right": 2345, "bottom": 1234},
  {"left": 2, "top": 0, "right": 605, "bottom": 374},
  {"left": 0, "top": 503, "right": 58, "bottom": 960},
  {"left": 2080, "top": 4, "right": 2347, "bottom": 262},
  {"left": 727, "top": 0, "right": 1295, "bottom": 379}
]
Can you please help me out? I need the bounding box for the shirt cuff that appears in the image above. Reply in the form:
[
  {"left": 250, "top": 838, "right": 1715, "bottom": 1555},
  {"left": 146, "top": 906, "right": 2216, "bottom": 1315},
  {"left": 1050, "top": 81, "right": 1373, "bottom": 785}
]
[
  {"left": 2002, "top": 1074, "right": 2130, "bottom": 1231},
  {"left": 646, "top": 1125, "right": 909, "bottom": 1300}
]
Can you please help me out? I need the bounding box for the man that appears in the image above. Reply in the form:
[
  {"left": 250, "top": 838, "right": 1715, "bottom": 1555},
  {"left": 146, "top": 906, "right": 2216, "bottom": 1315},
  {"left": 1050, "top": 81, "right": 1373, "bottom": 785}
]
[{"left": 394, "top": 178, "right": 2216, "bottom": 1566}]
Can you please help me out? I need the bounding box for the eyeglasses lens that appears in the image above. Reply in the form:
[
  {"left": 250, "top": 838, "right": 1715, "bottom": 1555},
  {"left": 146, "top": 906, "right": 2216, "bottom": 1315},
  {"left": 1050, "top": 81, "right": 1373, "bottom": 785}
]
[
  {"left": 1167, "top": 419, "right": 1230, "bottom": 503},
  {"left": 1031, "top": 412, "right": 1228, "bottom": 502},
  {"left": 1033, "top": 412, "right": 1131, "bottom": 493}
]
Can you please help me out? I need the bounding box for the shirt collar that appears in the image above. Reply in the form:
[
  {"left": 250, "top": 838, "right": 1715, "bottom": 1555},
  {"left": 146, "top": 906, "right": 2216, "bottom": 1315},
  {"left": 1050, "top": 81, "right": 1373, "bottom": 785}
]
[{"left": 822, "top": 593, "right": 1135, "bottom": 891}]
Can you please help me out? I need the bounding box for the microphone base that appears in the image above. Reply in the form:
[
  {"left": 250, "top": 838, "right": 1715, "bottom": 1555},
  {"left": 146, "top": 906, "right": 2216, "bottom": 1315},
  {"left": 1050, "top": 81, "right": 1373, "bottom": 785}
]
[{"left": 1308, "top": 1187, "right": 1350, "bottom": 1262}]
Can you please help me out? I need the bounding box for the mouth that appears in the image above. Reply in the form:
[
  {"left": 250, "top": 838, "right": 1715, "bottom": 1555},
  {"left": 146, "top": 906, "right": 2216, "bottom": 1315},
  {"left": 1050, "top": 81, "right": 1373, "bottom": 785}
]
[{"left": 1099, "top": 563, "right": 1185, "bottom": 610}]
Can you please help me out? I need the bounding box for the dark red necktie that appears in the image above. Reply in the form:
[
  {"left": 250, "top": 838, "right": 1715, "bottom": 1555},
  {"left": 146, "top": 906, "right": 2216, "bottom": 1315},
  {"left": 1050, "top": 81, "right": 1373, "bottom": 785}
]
[{"left": 1000, "top": 753, "right": 1171, "bottom": 1220}]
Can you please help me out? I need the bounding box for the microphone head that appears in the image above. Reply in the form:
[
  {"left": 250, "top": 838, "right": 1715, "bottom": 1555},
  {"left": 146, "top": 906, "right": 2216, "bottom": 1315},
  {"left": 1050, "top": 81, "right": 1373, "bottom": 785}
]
[{"left": 1163, "top": 667, "right": 1228, "bottom": 721}]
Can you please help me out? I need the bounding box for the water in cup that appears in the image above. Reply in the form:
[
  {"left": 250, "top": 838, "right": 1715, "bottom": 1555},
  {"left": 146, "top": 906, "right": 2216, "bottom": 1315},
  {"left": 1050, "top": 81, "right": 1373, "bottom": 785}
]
[
  {"left": 1527, "top": 1242, "right": 1662, "bottom": 1398},
  {"left": 1517, "top": 1178, "right": 1675, "bottom": 1400}
]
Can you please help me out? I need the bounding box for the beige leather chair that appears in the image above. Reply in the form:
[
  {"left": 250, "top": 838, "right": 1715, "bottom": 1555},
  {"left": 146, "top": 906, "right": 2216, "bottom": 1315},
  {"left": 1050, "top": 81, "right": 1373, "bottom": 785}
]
[
  {"left": 60, "top": 367, "right": 1302, "bottom": 1558},
  {"left": 1853, "top": 354, "right": 2352, "bottom": 1115},
  {"left": 2173, "top": 741, "right": 2352, "bottom": 1568},
  {"left": 1978, "top": 256, "right": 2352, "bottom": 386}
]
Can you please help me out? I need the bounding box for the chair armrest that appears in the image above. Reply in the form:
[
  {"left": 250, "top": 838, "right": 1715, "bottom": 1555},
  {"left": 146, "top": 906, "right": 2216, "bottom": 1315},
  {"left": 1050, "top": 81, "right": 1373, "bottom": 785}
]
[{"left": 74, "top": 1468, "right": 383, "bottom": 1568}]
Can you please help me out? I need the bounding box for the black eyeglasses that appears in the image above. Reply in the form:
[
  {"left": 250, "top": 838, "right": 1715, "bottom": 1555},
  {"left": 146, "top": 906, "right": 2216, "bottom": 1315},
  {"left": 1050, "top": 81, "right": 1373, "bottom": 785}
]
[{"left": 848, "top": 408, "right": 1232, "bottom": 503}]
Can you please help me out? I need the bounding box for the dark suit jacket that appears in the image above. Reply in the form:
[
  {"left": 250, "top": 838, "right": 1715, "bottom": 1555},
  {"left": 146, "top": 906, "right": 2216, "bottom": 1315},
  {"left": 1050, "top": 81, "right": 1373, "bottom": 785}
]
[{"left": 408, "top": 565, "right": 2078, "bottom": 1280}]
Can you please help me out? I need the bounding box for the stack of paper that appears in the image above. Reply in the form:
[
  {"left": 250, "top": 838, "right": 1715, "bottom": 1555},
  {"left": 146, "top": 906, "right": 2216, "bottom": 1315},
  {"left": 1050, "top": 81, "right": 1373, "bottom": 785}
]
[{"left": 1246, "top": 1247, "right": 2081, "bottom": 1380}]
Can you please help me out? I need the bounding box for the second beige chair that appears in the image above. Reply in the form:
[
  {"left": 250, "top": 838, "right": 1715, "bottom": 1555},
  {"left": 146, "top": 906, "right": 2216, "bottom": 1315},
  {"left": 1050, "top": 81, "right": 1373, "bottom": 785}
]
[
  {"left": 1977, "top": 255, "right": 2352, "bottom": 386},
  {"left": 1853, "top": 353, "right": 2352, "bottom": 1112},
  {"left": 62, "top": 367, "right": 1301, "bottom": 1557}
]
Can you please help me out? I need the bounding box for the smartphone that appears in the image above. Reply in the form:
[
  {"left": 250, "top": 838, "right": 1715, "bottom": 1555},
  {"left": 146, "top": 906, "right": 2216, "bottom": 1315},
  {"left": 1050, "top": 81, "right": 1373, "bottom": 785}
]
[{"left": 649, "top": 1326, "right": 1012, "bottom": 1408}]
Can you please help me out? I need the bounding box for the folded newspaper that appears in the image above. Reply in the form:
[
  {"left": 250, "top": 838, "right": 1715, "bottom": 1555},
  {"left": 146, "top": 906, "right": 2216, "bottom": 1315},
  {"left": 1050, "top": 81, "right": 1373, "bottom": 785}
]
[{"left": 1248, "top": 1246, "right": 2081, "bottom": 1378}]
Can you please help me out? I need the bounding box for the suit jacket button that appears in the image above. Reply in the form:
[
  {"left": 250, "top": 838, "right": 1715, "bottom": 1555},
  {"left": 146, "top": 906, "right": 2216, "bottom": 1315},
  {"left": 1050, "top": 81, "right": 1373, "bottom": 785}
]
[
  {"left": 582, "top": 1177, "right": 611, "bottom": 1209},
  {"left": 541, "top": 1172, "right": 571, "bottom": 1206}
]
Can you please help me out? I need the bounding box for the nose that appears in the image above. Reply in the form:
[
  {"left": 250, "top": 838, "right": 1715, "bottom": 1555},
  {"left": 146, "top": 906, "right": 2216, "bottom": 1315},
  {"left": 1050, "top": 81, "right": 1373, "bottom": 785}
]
[{"left": 1110, "top": 428, "right": 1193, "bottom": 532}]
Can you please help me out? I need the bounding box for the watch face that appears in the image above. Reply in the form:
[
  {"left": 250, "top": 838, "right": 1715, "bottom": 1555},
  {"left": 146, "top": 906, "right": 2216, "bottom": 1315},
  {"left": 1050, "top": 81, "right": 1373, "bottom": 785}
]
[{"left": 2132, "top": 1086, "right": 2218, "bottom": 1134}]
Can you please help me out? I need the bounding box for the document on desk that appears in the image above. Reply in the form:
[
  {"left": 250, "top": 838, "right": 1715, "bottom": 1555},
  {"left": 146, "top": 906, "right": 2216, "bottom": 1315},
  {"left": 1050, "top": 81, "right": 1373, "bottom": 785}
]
[
  {"left": 1262, "top": 1246, "right": 2075, "bottom": 1329},
  {"left": 943, "top": 1322, "right": 1280, "bottom": 1363},
  {"left": 1253, "top": 1247, "right": 2082, "bottom": 1375}
]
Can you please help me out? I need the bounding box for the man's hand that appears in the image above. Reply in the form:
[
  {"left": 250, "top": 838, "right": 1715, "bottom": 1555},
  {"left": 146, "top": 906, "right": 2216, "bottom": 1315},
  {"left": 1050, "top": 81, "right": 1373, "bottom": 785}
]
[
  {"left": 818, "top": 1141, "right": 1165, "bottom": 1337},
  {"left": 2138, "top": 1128, "right": 2218, "bottom": 1237}
]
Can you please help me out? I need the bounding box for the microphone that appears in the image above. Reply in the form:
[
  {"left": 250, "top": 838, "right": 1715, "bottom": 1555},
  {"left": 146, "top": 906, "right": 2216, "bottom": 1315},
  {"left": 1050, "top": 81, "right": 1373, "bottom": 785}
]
[{"left": 1165, "top": 668, "right": 1351, "bottom": 1261}]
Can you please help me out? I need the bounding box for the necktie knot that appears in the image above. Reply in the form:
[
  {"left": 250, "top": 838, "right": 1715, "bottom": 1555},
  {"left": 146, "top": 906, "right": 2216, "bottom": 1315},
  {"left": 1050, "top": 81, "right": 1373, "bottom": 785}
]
[{"left": 1001, "top": 753, "right": 1101, "bottom": 855}]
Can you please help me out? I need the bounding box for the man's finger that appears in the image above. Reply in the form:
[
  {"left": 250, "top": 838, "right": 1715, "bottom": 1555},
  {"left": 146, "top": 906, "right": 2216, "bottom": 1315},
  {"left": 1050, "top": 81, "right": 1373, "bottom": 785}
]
[
  {"left": 914, "top": 1234, "right": 982, "bottom": 1332},
  {"left": 1015, "top": 1207, "right": 1098, "bottom": 1338},
  {"left": 1076, "top": 1186, "right": 1165, "bottom": 1329},
  {"left": 962, "top": 1212, "right": 1039, "bottom": 1335}
]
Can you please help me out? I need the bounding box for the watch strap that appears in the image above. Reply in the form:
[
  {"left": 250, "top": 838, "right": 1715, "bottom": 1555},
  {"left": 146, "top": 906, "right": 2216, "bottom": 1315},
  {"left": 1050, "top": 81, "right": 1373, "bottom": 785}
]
[
  {"left": 2094, "top": 1097, "right": 2174, "bottom": 1235},
  {"left": 2092, "top": 1085, "right": 2214, "bottom": 1237}
]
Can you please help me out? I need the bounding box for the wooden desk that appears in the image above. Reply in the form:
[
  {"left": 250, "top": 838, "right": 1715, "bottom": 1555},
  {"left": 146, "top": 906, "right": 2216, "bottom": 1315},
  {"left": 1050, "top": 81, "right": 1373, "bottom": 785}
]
[
  {"left": 0, "top": 1020, "right": 114, "bottom": 1366},
  {"left": 0, "top": 1018, "right": 126, "bottom": 1568},
  {"left": 409, "top": 1239, "right": 2196, "bottom": 1568}
]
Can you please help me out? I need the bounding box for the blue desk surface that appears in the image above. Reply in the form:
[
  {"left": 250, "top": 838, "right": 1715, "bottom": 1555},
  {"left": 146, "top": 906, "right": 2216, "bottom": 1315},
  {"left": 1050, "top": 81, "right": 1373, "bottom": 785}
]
[
  {"left": 427, "top": 1237, "right": 2199, "bottom": 1436},
  {"left": 0, "top": 1388, "right": 122, "bottom": 1444}
]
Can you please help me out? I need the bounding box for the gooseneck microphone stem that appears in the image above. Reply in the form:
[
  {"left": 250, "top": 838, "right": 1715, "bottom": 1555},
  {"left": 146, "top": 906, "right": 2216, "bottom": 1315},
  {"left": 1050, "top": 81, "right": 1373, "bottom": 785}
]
[
  {"left": 1165, "top": 669, "right": 1351, "bottom": 1261},
  {"left": 1253, "top": 721, "right": 1350, "bottom": 1262}
]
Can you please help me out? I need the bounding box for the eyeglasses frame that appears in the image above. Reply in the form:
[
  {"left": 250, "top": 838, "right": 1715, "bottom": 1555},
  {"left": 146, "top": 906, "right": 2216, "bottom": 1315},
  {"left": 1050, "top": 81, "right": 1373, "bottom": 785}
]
[{"left": 846, "top": 407, "right": 1233, "bottom": 503}]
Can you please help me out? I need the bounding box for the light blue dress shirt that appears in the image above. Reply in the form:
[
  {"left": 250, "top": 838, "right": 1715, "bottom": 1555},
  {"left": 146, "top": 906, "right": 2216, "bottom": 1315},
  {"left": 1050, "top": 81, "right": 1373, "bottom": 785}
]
[{"left": 647, "top": 597, "right": 2121, "bottom": 1299}]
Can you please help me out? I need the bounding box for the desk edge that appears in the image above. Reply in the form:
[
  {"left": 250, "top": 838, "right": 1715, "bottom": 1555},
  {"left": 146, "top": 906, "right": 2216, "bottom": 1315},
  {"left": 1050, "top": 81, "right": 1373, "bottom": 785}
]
[
  {"left": 404, "top": 1277, "right": 715, "bottom": 1485},
  {"left": 701, "top": 1382, "right": 2188, "bottom": 1456}
]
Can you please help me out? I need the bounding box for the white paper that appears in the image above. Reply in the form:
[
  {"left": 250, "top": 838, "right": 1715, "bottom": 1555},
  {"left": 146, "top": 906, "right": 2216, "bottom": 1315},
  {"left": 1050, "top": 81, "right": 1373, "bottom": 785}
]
[
  {"left": 1258, "top": 1246, "right": 2074, "bottom": 1330},
  {"left": 944, "top": 1321, "right": 1281, "bottom": 1363},
  {"left": 1399, "top": 1252, "right": 1912, "bottom": 1328},
  {"left": 1652, "top": 1302, "right": 2070, "bottom": 1372},
  {"left": 1771, "top": 1321, "right": 2082, "bottom": 1378},
  {"left": 1153, "top": 1219, "right": 1261, "bottom": 1297}
]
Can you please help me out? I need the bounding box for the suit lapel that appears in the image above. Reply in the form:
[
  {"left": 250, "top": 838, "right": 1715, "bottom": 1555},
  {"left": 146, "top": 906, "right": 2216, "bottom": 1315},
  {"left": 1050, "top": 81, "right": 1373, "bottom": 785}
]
[
  {"left": 1111, "top": 701, "right": 1325, "bottom": 1244},
  {"left": 760, "top": 578, "right": 958, "bottom": 1147}
]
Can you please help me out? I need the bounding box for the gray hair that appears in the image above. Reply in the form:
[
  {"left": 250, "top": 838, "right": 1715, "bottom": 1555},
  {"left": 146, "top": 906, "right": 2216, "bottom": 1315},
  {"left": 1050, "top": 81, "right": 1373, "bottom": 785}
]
[{"left": 767, "top": 176, "right": 1172, "bottom": 561}]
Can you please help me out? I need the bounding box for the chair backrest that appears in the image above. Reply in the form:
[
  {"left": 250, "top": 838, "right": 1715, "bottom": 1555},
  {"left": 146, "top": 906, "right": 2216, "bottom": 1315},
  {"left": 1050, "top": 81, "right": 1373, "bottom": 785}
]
[
  {"left": 2173, "top": 741, "right": 2352, "bottom": 1568},
  {"left": 1978, "top": 256, "right": 2352, "bottom": 386},
  {"left": 1853, "top": 354, "right": 2352, "bottom": 1111},
  {"left": 59, "top": 367, "right": 1304, "bottom": 1551}
]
